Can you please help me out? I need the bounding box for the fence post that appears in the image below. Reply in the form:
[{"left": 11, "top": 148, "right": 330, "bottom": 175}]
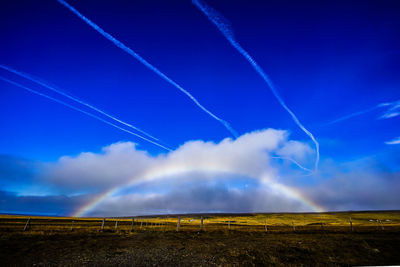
[
  {"left": 131, "top": 218, "right": 135, "bottom": 232},
  {"left": 200, "top": 216, "right": 204, "bottom": 231},
  {"left": 378, "top": 220, "right": 384, "bottom": 230},
  {"left": 71, "top": 220, "right": 74, "bottom": 231},
  {"left": 292, "top": 221, "right": 295, "bottom": 232},
  {"left": 349, "top": 217, "right": 353, "bottom": 232},
  {"left": 101, "top": 218, "right": 105, "bottom": 231},
  {"left": 177, "top": 217, "right": 181, "bottom": 231},
  {"left": 140, "top": 221, "right": 143, "bottom": 229},
  {"left": 23, "top": 218, "right": 31, "bottom": 231},
  {"left": 264, "top": 219, "right": 268, "bottom": 232},
  {"left": 114, "top": 220, "right": 118, "bottom": 230}
]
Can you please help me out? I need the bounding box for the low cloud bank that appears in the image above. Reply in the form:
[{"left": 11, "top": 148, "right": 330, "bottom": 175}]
[
  {"left": 88, "top": 175, "right": 315, "bottom": 217},
  {"left": 42, "top": 128, "right": 312, "bottom": 194},
  {"left": 1, "top": 128, "right": 399, "bottom": 216}
]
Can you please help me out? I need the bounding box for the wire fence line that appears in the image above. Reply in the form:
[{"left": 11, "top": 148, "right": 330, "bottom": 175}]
[{"left": 0, "top": 215, "right": 397, "bottom": 234}]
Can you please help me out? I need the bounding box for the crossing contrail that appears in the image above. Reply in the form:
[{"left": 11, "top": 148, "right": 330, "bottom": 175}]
[
  {"left": 0, "top": 76, "right": 172, "bottom": 152},
  {"left": 56, "top": 0, "right": 238, "bottom": 138},
  {"left": 192, "top": 0, "right": 319, "bottom": 172},
  {"left": 323, "top": 100, "right": 399, "bottom": 126},
  {"left": 0, "top": 64, "right": 162, "bottom": 142}
]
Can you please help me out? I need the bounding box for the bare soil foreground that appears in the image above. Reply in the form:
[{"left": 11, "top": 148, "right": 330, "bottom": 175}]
[{"left": 1, "top": 211, "right": 400, "bottom": 266}]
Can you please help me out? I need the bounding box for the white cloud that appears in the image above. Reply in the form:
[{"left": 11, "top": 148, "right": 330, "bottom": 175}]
[
  {"left": 385, "top": 137, "right": 400, "bottom": 145},
  {"left": 380, "top": 112, "right": 399, "bottom": 119},
  {"left": 3, "top": 128, "right": 400, "bottom": 216},
  {"left": 379, "top": 100, "right": 400, "bottom": 119},
  {"left": 42, "top": 128, "right": 299, "bottom": 193},
  {"left": 39, "top": 128, "right": 319, "bottom": 215},
  {"left": 276, "top": 140, "right": 314, "bottom": 162},
  {"left": 41, "top": 141, "right": 154, "bottom": 192}
]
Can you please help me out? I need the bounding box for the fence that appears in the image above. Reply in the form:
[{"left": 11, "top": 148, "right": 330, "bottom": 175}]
[{"left": 0, "top": 214, "right": 398, "bottom": 234}]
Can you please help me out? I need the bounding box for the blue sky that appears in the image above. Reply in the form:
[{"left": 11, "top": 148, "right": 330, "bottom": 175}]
[{"left": 0, "top": 0, "right": 399, "bottom": 216}]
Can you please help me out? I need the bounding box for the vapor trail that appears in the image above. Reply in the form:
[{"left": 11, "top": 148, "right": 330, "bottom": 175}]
[
  {"left": 323, "top": 100, "right": 399, "bottom": 126},
  {"left": 0, "top": 64, "right": 161, "bottom": 142},
  {"left": 56, "top": 0, "right": 238, "bottom": 138},
  {"left": 192, "top": 0, "right": 319, "bottom": 171},
  {"left": 270, "top": 156, "right": 312, "bottom": 173},
  {"left": 323, "top": 105, "right": 383, "bottom": 126},
  {"left": 0, "top": 76, "right": 172, "bottom": 152}
]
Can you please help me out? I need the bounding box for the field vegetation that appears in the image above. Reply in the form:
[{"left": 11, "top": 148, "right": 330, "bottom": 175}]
[{"left": 1, "top": 211, "right": 400, "bottom": 265}]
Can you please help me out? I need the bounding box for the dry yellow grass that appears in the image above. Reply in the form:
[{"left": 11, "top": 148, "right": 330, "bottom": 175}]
[
  {"left": 1, "top": 211, "right": 399, "bottom": 234},
  {"left": 1, "top": 212, "right": 400, "bottom": 265}
]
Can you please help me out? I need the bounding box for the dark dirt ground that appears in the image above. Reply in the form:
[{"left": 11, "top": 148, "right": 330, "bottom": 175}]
[{"left": 1, "top": 230, "right": 400, "bottom": 266}]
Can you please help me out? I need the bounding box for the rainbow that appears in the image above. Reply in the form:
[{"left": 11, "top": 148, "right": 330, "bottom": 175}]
[{"left": 72, "top": 163, "right": 324, "bottom": 217}]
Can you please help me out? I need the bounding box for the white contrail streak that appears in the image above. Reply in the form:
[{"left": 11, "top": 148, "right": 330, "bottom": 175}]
[
  {"left": 56, "top": 0, "right": 238, "bottom": 138},
  {"left": 323, "top": 105, "right": 383, "bottom": 126},
  {"left": 323, "top": 100, "right": 399, "bottom": 126},
  {"left": 270, "top": 156, "right": 312, "bottom": 173},
  {"left": 0, "top": 64, "right": 160, "bottom": 142},
  {"left": 192, "top": 0, "right": 319, "bottom": 172},
  {"left": 0, "top": 76, "right": 172, "bottom": 152}
]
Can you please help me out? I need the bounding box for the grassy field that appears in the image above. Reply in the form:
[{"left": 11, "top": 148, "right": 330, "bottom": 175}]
[
  {"left": 1, "top": 211, "right": 400, "bottom": 265},
  {"left": 1, "top": 210, "right": 399, "bottom": 233}
]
